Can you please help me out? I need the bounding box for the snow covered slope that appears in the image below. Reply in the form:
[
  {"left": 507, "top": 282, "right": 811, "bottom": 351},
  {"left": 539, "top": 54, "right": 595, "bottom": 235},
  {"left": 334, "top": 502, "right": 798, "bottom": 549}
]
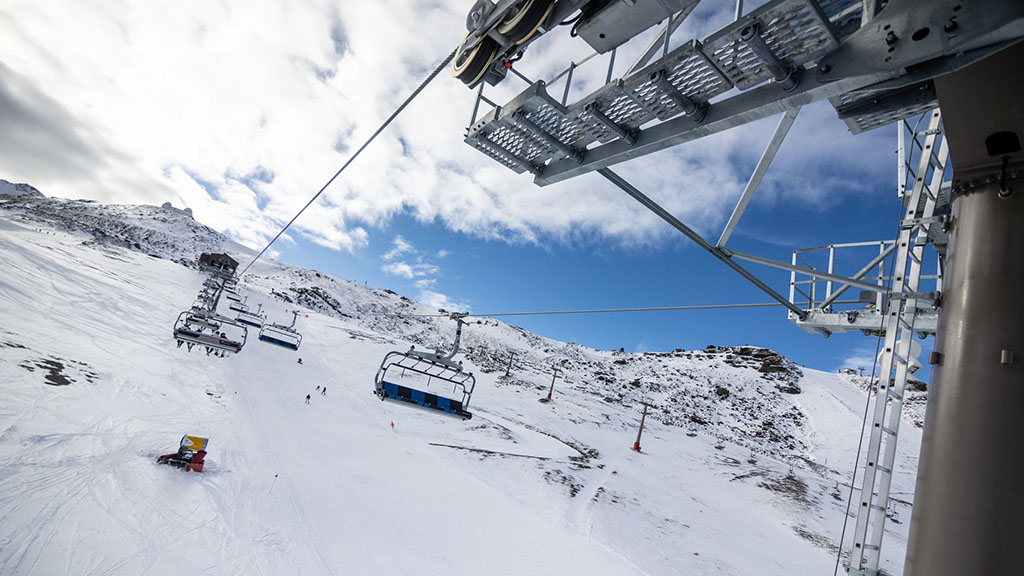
[
  {"left": 0, "top": 197, "right": 923, "bottom": 575},
  {"left": 0, "top": 179, "right": 44, "bottom": 198}
]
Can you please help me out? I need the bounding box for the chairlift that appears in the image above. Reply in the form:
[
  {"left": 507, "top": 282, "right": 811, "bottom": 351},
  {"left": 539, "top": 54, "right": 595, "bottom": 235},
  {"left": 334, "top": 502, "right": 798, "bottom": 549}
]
[
  {"left": 173, "top": 311, "right": 247, "bottom": 354},
  {"left": 236, "top": 303, "right": 266, "bottom": 328},
  {"left": 259, "top": 310, "right": 302, "bottom": 350},
  {"left": 186, "top": 310, "right": 222, "bottom": 331},
  {"left": 373, "top": 313, "right": 475, "bottom": 420},
  {"left": 229, "top": 296, "right": 249, "bottom": 313}
]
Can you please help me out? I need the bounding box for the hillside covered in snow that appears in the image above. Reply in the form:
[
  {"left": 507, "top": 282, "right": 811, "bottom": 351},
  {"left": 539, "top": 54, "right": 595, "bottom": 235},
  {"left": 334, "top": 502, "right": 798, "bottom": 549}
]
[
  {"left": 0, "top": 179, "right": 45, "bottom": 198},
  {"left": 0, "top": 195, "right": 923, "bottom": 575}
]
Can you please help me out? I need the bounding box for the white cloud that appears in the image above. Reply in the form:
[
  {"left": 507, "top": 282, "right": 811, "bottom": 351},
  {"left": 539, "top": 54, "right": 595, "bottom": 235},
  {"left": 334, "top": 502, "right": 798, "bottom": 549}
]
[
  {"left": 417, "top": 290, "right": 470, "bottom": 313},
  {"left": 435, "top": 249, "right": 450, "bottom": 259},
  {"left": 0, "top": 0, "right": 895, "bottom": 254},
  {"left": 381, "top": 261, "right": 415, "bottom": 280},
  {"left": 383, "top": 235, "right": 414, "bottom": 261}
]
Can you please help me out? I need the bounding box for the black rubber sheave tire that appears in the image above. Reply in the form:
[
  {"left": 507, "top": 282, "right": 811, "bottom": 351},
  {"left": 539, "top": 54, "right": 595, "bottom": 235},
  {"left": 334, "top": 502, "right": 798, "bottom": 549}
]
[
  {"left": 452, "top": 34, "right": 500, "bottom": 88},
  {"left": 496, "top": 0, "right": 555, "bottom": 45}
]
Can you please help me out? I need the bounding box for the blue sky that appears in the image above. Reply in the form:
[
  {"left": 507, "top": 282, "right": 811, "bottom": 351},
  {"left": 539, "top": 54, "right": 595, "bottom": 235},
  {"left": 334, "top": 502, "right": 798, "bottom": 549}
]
[
  {"left": 270, "top": 125, "right": 935, "bottom": 376},
  {"left": 0, "top": 0, "right": 939, "bottom": 376}
]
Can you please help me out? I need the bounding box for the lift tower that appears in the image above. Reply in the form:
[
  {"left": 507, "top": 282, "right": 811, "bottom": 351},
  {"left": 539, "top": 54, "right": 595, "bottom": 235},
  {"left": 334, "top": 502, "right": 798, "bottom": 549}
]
[{"left": 453, "top": 1, "right": 1024, "bottom": 574}]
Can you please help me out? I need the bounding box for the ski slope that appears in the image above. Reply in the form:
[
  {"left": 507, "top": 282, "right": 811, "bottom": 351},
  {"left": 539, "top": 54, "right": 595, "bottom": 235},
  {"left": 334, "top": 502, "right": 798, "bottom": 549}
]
[{"left": 0, "top": 204, "right": 923, "bottom": 575}]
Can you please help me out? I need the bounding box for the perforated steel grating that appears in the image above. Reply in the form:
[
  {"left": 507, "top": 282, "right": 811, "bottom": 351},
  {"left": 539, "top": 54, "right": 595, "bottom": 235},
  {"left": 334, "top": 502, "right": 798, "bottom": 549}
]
[
  {"left": 702, "top": 0, "right": 838, "bottom": 90},
  {"left": 465, "top": 0, "right": 843, "bottom": 175},
  {"left": 632, "top": 41, "right": 731, "bottom": 121},
  {"left": 845, "top": 99, "right": 939, "bottom": 134}
]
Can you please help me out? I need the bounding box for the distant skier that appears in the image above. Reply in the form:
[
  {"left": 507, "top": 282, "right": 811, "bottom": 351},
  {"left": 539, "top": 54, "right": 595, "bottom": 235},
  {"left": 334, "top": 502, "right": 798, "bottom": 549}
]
[
  {"left": 321, "top": 386, "right": 326, "bottom": 396},
  {"left": 305, "top": 394, "right": 311, "bottom": 404},
  {"left": 316, "top": 385, "right": 320, "bottom": 392},
  {"left": 297, "top": 358, "right": 303, "bottom": 364}
]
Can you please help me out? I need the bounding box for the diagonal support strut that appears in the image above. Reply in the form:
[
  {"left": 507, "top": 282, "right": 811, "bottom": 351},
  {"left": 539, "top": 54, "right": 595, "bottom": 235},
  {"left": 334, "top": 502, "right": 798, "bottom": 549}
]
[{"left": 598, "top": 167, "right": 807, "bottom": 319}]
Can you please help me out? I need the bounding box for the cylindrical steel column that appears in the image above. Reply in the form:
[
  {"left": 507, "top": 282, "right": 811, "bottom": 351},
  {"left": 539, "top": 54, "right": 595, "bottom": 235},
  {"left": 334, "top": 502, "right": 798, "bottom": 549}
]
[
  {"left": 904, "top": 177, "right": 1024, "bottom": 575},
  {"left": 905, "top": 42, "right": 1024, "bottom": 576}
]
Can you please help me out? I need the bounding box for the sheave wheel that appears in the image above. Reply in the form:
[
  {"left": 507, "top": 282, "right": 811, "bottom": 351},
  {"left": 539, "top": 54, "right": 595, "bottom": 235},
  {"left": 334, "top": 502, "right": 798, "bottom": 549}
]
[
  {"left": 452, "top": 33, "right": 500, "bottom": 88},
  {"left": 496, "top": 0, "right": 555, "bottom": 45}
]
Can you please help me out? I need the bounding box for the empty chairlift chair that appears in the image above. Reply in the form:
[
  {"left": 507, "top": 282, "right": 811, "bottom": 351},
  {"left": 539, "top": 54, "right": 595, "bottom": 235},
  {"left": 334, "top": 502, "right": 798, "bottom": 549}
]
[
  {"left": 259, "top": 310, "right": 302, "bottom": 351},
  {"left": 374, "top": 313, "right": 475, "bottom": 420},
  {"left": 236, "top": 303, "right": 266, "bottom": 328},
  {"left": 173, "top": 311, "right": 247, "bottom": 355},
  {"left": 185, "top": 309, "right": 222, "bottom": 332},
  {"left": 229, "top": 296, "right": 249, "bottom": 313}
]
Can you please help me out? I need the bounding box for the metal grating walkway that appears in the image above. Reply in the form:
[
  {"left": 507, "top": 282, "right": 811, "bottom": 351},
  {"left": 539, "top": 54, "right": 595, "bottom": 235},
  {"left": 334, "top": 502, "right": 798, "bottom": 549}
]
[{"left": 466, "top": 0, "right": 840, "bottom": 175}]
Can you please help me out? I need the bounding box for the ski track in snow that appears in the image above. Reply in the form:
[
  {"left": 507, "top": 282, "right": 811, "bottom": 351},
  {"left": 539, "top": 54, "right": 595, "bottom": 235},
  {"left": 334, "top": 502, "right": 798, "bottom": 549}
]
[{"left": 0, "top": 205, "right": 924, "bottom": 575}]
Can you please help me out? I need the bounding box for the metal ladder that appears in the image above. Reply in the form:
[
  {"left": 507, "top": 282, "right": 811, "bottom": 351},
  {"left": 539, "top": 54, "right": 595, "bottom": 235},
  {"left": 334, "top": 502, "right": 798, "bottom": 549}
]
[{"left": 847, "top": 108, "right": 949, "bottom": 574}]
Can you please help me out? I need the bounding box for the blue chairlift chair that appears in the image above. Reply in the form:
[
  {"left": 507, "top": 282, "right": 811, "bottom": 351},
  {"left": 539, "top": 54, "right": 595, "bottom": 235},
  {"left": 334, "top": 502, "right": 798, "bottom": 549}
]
[
  {"left": 259, "top": 310, "right": 302, "bottom": 350},
  {"left": 373, "top": 313, "right": 475, "bottom": 420}
]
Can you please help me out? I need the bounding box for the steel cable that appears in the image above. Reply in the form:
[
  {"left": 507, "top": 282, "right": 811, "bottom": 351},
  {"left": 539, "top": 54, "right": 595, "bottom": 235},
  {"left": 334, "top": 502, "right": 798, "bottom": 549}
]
[{"left": 238, "top": 47, "right": 458, "bottom": 278}]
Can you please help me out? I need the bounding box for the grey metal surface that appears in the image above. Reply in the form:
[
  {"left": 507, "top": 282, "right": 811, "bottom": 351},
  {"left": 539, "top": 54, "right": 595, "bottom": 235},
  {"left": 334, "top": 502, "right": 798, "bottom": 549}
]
[
  {"left": 464, "top": 0, "right": 1024, "bottom": 185},
  {"left": 791, "top": 307, "right": 939, "bottom": 337},
  {"left": 905, "top": 42, "right": 1024, "bottom": 576},
  {"left": 465, "top": 0, "right": 859, "bottom": 180},
  {"left": 905, "top": 177, "right": 1024, "bottom": 576},
  {"left": 576, "top": 0, "right": 698, "bottom": 54},
  {"left": 701, "top": 0, "right": 836, "bottom": 90}
]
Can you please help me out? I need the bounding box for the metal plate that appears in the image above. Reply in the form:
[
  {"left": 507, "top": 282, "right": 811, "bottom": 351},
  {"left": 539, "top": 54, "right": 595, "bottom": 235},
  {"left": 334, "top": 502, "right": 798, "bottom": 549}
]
[
  {"left": 702, "top": 0, "right": 838, "bottom": 90},
  {"left": 576, "top": 0, "right": 700, "bottom": 54},
  {"left": 830, "top": 81, "right": 939, "bottom": 134}
]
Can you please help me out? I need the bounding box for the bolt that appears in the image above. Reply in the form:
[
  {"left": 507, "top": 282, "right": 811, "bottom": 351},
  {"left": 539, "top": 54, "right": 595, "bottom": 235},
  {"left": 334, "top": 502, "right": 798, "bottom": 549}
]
[
  {"left": 944, "top": 17, "right": 958, "bottom": 33},
  {"left": 818, "top": 63, "right": 831, "bottom": 74},
  {"left": 886, "top": 31, "right": 898, "bottom": 46}
]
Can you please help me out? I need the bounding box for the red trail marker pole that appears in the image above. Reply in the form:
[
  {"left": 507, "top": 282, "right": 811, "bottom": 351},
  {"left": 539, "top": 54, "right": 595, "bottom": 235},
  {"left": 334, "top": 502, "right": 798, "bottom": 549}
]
[{"left": 633, "top": 401, "right": 655, "bottom": 452}]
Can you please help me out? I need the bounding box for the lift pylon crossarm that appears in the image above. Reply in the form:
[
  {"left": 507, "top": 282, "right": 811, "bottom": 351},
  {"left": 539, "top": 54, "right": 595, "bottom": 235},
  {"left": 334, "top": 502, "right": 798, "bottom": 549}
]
[{"left": 465, "top": 0, "right": 1022, "bottom": 185}]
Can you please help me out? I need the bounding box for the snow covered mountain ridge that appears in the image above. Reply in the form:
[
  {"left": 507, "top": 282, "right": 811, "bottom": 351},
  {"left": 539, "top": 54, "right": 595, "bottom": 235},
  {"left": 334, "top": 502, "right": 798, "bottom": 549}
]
[
  {"left": 1, "top": 194, "right": 811, "bottom": 454},
  {"left": 0, "top": 179, "right": 45, "bottom": 198},
  {"left": 0, "top": 192, "right": 924, "bottom": 575}
]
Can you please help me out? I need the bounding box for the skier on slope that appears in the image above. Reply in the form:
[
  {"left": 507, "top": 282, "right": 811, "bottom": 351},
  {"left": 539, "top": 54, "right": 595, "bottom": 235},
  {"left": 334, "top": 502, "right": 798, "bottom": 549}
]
[
  {"left": 321, "top": 386, "right": 326, "bottom": 396},
  {"left": 305, "top": 394, "right": 311, "bottom": 404}
]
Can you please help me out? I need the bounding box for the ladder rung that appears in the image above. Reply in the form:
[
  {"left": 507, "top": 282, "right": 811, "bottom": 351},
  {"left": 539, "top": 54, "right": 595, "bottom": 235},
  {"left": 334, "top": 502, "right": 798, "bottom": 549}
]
[
  {"left": 877, "top": 464, "right": 892, "bottom": 474},
  {"left": 882, "top": 425, "right": 897, "bottom": 436},
  {"left": 863, "top": 544, "right": 881, "bottom": 551},
  {"left": 871, "top": 503, "right": 887, "bottom": 512},
  {"left": 887, "top": 389, "right": 903, "bottom": 401}
]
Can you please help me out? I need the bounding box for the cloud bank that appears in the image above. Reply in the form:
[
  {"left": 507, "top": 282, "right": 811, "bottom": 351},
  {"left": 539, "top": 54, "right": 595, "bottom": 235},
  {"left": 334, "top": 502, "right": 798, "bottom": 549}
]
[{"left": 0, "top": 0, "right": 893, "bottom": 255}]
